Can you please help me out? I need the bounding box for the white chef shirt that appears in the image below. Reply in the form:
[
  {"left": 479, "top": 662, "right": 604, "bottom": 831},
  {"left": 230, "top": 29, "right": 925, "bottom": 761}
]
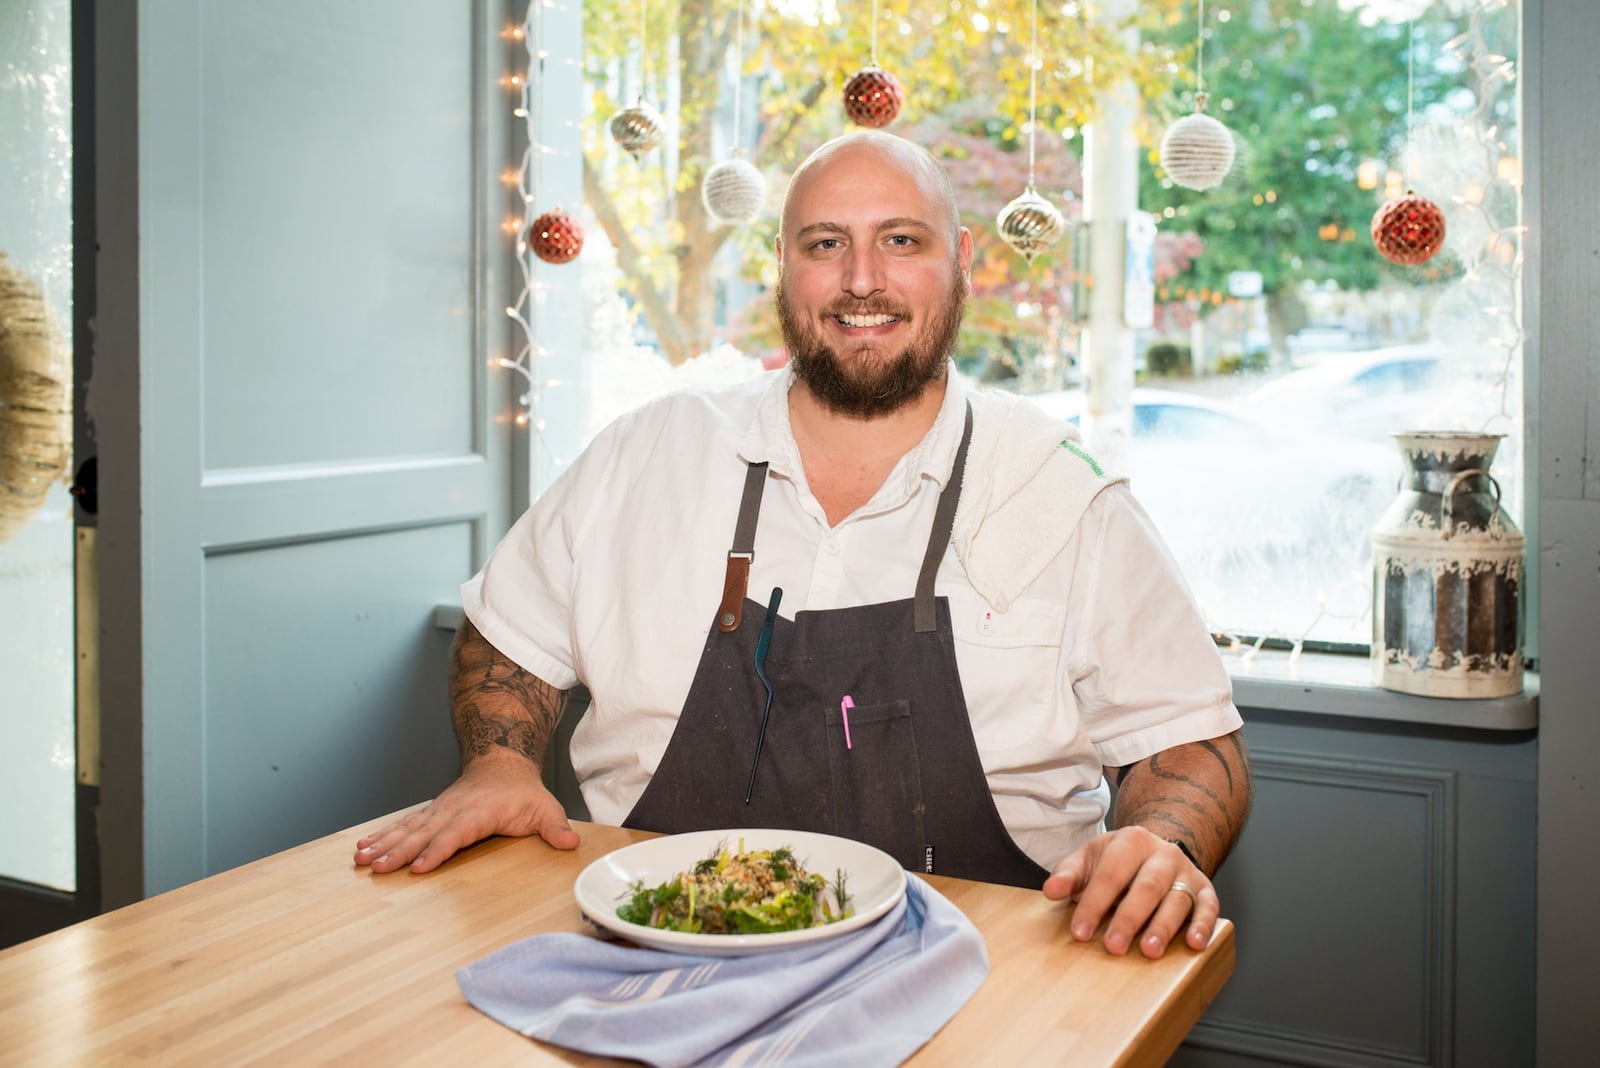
[{"left": 463, "top": 367, "right": 1242, "bottom": 870}]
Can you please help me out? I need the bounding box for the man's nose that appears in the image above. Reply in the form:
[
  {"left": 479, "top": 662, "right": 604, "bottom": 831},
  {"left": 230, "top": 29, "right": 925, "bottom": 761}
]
[{"left": 842, "top": 246, "right": 886, "bottom": 298}]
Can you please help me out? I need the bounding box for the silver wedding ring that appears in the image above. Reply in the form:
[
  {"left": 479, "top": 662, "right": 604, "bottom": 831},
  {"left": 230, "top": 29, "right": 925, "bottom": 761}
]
[{"left": 1169, "top": 880, "right": 1198, "bottom": 909}]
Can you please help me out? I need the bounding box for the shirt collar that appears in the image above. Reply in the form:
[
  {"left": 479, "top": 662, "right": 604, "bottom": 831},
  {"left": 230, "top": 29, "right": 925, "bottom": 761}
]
[{"left": 737, "top": 362, "right": 970, "bottom": 496}]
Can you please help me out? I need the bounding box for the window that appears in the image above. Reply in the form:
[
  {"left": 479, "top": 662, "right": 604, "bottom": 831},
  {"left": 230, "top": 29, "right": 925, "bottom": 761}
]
[{"left": 528, "top": 0, "right": 1524, "bottom": 653}]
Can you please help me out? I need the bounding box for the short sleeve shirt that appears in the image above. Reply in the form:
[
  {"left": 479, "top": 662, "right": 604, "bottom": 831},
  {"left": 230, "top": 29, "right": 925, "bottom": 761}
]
[{"left": 463, "top": 368, "right": 1242, "bottom": 870}]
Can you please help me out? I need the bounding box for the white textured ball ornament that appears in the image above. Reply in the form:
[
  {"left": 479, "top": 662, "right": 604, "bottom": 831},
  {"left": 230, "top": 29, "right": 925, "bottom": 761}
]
[
  {"left": 609, "top": 99, "right": 666, "bottom": 161},
  {"left": 1159, "top": 93, "right": 1237, "bottom": 191},
  {"left": 996, "top": 186, "right": 1066, "bottom": 264},
  {"left": 701, "top": 158, "right": 767, "bottom": 225}
]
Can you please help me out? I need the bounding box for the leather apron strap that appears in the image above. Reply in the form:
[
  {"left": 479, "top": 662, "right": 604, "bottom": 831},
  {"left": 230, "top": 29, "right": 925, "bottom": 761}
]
[{"left": 716, "top": 460, "right": 770, "bottom": 633}]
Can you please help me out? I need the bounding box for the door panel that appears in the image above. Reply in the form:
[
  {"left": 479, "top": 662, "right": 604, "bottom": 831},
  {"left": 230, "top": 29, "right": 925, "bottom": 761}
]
[
  {"left": 93, "top": 0, "right": 516, "bottom": 903},
  {"left": 202, "top": 524, "right": 467, "bottom": 873},
  {"left": 197, "top": 2, "right": 477, "bottom": 469}
]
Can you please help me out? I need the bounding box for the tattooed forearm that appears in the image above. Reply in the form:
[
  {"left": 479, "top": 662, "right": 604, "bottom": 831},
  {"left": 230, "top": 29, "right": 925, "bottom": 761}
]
[
  {"left": 455, "top": 703, "right": 551, "bottom": 762},
  {"left": 448, "top": 621, "right": 570, "bottom": 771},
  {"left": 1109, "top": 729, "right": 1253, "bottom": 875}
]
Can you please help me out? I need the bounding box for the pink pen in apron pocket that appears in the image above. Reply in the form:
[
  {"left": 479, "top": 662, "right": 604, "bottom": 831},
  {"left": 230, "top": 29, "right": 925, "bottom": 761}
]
[{"left": 840, "top": 695, "right": 854, "bottom": 750}]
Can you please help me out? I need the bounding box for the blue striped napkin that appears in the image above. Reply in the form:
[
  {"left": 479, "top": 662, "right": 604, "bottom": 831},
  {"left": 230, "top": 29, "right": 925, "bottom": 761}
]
[{"left": 455, "top": 875, "right": 988, "bottom": 1067}]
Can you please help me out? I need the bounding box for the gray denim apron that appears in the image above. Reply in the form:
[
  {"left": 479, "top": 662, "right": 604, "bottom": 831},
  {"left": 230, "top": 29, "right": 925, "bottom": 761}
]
[{"left": 624, "top": 406, "right": 1050, "bottom": 888}]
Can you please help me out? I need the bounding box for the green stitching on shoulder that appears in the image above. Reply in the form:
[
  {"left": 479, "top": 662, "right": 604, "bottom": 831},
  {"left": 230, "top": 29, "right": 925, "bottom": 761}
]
[{"left": 1060, "top": 439, "right": 1104, "bottom": 477}]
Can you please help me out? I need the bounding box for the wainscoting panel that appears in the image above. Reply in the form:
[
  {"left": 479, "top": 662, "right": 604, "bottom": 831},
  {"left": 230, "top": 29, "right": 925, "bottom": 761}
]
[{"left": 1171, "top": 713, "right": 1535, "bottom": 1068}]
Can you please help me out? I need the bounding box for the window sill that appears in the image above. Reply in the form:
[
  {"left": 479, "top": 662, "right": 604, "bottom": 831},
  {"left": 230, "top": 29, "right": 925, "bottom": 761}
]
[
  {"left": 433, "top": 602, "right": 1539, "bottom": 732},
  {"left": 1224, "top": 647, "right": 1539, "bottom": 732}
]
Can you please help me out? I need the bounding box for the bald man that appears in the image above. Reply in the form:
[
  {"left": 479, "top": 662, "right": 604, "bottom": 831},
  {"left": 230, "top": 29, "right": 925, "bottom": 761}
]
[{"left": 357, "top": 132, "right": 1250, "bottom": 958}]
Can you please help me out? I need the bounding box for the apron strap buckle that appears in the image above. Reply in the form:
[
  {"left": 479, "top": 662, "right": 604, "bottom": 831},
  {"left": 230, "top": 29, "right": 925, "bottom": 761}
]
[{"left": 717, "top": 552, "right": 753, "bottom": 632}]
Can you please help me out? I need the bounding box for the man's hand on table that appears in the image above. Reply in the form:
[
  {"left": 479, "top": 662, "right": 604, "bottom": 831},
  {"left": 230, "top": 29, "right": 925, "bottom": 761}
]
[
  {"left": 353, "top": 753, "right": 580, "bottom": 874},
  {"left": 1041, "top": 826, "right": 1218, "bottom": 959}
]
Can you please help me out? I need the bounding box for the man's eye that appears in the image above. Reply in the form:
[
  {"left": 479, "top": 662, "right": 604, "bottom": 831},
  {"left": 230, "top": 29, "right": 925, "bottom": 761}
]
[
  {"left": 812, "top": 238, "right": 841, "bottom": 251},
  {"left": 887, "top": 234, "right": 915, "bottom": 247}
]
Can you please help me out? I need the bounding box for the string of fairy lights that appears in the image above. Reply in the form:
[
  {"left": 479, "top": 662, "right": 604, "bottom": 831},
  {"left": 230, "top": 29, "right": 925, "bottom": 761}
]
[
  {"left": 498, "top": 0, "right": 575, "bottom": 448},
  {"left": 1443, "top": 0, "right": 1524, "bottom": 435}
]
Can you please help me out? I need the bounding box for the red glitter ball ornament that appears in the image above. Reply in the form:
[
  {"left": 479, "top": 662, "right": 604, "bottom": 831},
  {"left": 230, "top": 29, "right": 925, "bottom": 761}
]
[
  {"left": 528, "top": 209, "right": 583, "bottom": 265},
  {"left": 843, "top": 67, "right": 903, "bottom": 128},
  {"left": 1371, "top": 194, "right": 1446, "bottom": 266}
]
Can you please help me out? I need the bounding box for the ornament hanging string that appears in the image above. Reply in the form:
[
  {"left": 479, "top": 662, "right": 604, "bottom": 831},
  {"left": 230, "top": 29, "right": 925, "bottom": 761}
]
[
  {"left": 733, "top": 0, "right": 745, "bottom": 144},
  {"left": 1195, "top": 0, "right": 1206, "bottom": 98},
  {"left": 994, "top": 0, "right": 1065, "bottom": 264},
  {"left": 1027, "top": 0, "right": 1038, "bottom": 187},
  {"left": 870, "top": 0, "right": 880, "bottom": 67},
  {"left": 1404, "top": 16, "right": 1415, "bottom": 182}
]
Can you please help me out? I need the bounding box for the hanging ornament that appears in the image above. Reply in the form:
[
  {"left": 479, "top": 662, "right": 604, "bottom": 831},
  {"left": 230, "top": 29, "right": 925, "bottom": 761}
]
[
  {"left": 1372, "top": 193, "right": 1446, "bottom": 266},
  {"left": 610, "top": 0, "right": 665, "bottom": 160},
  {"left": 997, "top": 0, "right": 1065, "bottom": 263},
  {"left": 1160, "top": 3, "right": 1236, "bottom": 191},
  {"left": 1160, "top": 95, "right": 1235, "bottom": 190},
  {"left": 609, "top": 97, "right": 665, "bottom": 161},
  {"left": 843, "top": 67, "right": 902, "bottom": 128},
  {"left": 1370, "top": 19, "right": 1442, "bottom": 267},
  {"left": 998, "top": 187, "right": 1065, "bottom": 265},
  {"left": 528, "top": 208, "right": 584, "bottom": 265},
  {"left": 843, "top": 0, "right": 901, "bottom": 128},
  {"left": 700, "top": 1, "right": 766, "bottom": 225},
  {"left": 702, "top": 158, "right": 767, "bottom": 225}
]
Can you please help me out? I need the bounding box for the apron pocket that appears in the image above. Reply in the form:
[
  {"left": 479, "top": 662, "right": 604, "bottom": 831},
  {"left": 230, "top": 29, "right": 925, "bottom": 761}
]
[{"left": 824, "top": 698, "right": 928, "bottom": 872}]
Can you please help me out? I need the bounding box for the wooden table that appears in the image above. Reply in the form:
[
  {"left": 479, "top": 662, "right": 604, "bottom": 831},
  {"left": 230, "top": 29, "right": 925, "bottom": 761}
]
[{"left": 0, "top": 817, "right": 1233, "bottom": 1067}]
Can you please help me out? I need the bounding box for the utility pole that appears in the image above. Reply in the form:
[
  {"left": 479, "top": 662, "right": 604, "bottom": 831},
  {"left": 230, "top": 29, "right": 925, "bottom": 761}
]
[{"left": 1079, "top": 0, "right": 1142, "bottom": 473}]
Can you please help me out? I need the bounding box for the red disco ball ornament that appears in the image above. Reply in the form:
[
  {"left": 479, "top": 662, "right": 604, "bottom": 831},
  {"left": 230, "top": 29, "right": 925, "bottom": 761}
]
[
  {"left": 1371, "top": 194, "right": 1446, "bottom": 266},
  {"left": 843, "top": 67, "right": 903, "bottom": 128},
  {"left": 528, "top": 209, "right": 583, "bottom": 265}
]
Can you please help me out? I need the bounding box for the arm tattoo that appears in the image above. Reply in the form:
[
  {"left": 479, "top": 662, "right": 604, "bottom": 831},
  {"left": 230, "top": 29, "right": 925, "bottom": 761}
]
[
  {"left": 1196, "top": 739, "right": 1234, "bottom": 793},
  {"left": 449, "top": 623, "right": 570, "bottom": 770},
  {"left": 1110, "top": 730, "right": 1253, "bottom": 875}
]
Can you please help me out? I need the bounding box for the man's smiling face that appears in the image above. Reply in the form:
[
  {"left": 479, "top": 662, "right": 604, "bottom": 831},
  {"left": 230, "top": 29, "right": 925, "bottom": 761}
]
[{"left": 776, "top": 136, "right": 973, "bottom": 418}]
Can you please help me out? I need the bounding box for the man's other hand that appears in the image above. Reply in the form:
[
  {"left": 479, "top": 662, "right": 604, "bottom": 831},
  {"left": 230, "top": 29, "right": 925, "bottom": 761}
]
[
  {"left": 1041, "top": 826, "right": 1219, "bottom": 958},
  {"left": 352, "top": 753, "right": 580, "bottom": 874}
]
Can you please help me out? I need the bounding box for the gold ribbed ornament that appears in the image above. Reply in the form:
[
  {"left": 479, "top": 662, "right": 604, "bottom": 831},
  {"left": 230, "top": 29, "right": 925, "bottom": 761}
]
[
  {"left": 608, "top": 98, "right": 665, "bottom": 161},
  {"left": 1159, "top": 92, "right": 1236, "bottom": 191},
  {"left": 996, "top": 186, "right": 1066, "bottom": 264}
]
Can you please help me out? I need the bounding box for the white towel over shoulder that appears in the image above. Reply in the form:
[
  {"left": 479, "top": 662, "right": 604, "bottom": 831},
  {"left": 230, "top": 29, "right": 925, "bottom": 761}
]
[{"left": 951, "top": 388, "right": 1127, "bottom": 614}]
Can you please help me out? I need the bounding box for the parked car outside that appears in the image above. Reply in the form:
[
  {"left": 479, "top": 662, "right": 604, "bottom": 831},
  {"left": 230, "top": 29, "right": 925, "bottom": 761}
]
[
  {"left": 1023, "top": 386, "right": 1400, "bottom": 640},
  {"left": 1239, "top": 345, "right": 1444, "bottom": 446}
]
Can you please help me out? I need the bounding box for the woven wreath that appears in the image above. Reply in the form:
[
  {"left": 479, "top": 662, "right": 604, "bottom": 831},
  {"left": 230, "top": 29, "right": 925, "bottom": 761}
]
[{"left": 0, "top": 251, "right": 71, "bottom": 543}]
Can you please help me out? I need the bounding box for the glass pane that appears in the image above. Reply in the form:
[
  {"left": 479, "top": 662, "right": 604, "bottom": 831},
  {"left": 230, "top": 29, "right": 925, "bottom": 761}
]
[
  {"left": 0, "top": 0, "right": 76, "bottom": 891},
  {"left": 1124, "top": 0, "right": 1524, "bottom": 650},
  {"left": 557, "top": 0, "right": 1523, "bottom": 653}
]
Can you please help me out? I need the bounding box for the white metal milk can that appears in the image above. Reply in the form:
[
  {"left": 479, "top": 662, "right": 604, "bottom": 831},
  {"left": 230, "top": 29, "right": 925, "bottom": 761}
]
[{"left": 1371, "top": 432, "right": 1524, "bottom": 698}]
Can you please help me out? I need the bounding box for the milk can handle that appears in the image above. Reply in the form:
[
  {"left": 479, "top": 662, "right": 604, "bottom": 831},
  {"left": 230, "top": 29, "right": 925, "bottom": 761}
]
[{"left": 1440, "top": 468, "right": 1502, "bottom": 539}]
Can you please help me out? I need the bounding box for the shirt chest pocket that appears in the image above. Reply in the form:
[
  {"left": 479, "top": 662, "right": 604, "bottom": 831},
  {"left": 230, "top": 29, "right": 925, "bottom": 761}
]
[
  {"left": 950, "top": 597, "right": 1067, "bottom": 748},
  {"left": 952, "top": 599, "right": 1065, "bottom": 648}
]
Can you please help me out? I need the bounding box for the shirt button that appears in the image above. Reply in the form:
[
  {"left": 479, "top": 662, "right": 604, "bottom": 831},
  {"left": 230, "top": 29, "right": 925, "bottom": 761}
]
[{"left": 825, "top": 539, "right": 840, "bottom": 555}]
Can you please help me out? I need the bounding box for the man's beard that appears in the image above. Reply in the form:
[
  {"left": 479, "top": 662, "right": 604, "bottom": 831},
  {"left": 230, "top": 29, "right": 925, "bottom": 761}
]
[{"left": 778, "top": 270, "right": 966, "bottom": 418}]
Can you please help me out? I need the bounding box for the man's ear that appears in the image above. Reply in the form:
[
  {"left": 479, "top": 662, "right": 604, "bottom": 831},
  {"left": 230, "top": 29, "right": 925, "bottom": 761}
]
[{"left": 958, "top": 227, "right": 974, "bottom": 293}]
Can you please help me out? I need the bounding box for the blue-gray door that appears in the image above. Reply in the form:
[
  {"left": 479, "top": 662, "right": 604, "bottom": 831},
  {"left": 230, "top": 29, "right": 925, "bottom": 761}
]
[{"left": 90, "top": 0, "right": 520, "bottom": 903}]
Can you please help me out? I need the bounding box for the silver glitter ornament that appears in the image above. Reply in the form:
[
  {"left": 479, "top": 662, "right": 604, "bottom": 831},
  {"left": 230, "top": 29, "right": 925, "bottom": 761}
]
[
  {"left": 996, "top": 185, "right": 1066, "bottom": 264},
  {"left": 608, "top": 98, "right": 666, "bottom": 161},
  {"left": 700, "top": 158, "right": 767, "bottom": 225}
]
